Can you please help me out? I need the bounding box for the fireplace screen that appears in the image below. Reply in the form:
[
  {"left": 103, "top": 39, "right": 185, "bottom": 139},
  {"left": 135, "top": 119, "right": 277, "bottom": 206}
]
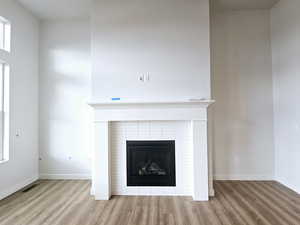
[{"left": 127, "top": 140, "right": 176, "bottom": 186}]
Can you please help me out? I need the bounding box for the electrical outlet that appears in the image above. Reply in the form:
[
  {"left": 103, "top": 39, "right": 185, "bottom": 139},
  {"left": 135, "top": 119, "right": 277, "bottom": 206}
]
[
  {"left": 15, "top": 129, "right": 21, "bottom": 138},
  {"left": 139, "top": 75, "right": 144, "bottom": 82},
  {"left": 139, "top": 74, "right": 150, "bottom": 82},
  {"left": 145, "top": 74, "right": 150, "bottom": 82}
]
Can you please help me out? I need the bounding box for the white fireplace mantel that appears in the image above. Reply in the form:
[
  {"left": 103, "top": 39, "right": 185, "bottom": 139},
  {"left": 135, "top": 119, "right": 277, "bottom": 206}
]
[{"left": 88, "top": 99, "right": 215, "bottom": 201}]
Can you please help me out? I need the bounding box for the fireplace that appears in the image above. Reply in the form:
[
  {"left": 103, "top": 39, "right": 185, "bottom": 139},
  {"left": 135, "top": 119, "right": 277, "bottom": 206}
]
[
  {"left": 89, "top": 100, "right": 214, "bottom": 201},
  {"left": 126, "top": 140, "right": 176, "bottom": 186}
]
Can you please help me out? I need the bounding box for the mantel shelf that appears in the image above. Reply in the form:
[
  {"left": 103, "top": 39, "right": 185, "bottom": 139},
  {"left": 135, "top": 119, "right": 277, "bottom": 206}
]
[
  {"left": 88, "top": 99, "right": 215, "bottom": 108},
  {"left": 88, "top": 99, "right": 215, "bottom": 122}
]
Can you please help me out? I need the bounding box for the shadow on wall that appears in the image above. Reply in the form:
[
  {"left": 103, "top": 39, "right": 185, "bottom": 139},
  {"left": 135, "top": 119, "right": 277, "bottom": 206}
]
[
  {"left": 211, "top": 10, "right": 275, "bottom": 179},
  {"left": 39, "top": 26, "right": 92, "bottom": 177}
]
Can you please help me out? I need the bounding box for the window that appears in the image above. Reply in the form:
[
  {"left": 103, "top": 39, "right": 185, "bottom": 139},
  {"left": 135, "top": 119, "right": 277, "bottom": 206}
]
[
  {"left": 0, "top": 15, "right": 10, "bottom": 162},
  {"left": 0, "top": 62, "right": 9, "bottom": 162},
  {"left": 0, "top": 16, "right": 11, "bottom": 52}
]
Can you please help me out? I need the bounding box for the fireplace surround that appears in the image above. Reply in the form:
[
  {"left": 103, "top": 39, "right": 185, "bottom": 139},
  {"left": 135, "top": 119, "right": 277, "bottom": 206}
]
[{"left": 88, "top": 100, "right": 214, "bottom": 201}]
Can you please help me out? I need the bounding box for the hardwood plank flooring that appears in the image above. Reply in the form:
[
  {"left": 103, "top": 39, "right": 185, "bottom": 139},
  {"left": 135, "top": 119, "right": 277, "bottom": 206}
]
[{"left": 0, "top": 180, "right": 299, "bottom": 225}]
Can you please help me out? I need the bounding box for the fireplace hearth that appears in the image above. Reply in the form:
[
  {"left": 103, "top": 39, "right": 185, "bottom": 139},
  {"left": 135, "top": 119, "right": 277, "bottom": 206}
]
[{"left": 127, "top": 140, "right": 176, "bottom": 186}]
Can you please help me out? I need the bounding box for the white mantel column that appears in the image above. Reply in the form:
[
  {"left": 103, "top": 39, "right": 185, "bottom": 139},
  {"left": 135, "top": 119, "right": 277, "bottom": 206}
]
[
  {"left": 92, "top": 121, "right": 111, "bottom": 200},
  {"left": 192, "top": 120, "right": 209, "bottom": 201}
]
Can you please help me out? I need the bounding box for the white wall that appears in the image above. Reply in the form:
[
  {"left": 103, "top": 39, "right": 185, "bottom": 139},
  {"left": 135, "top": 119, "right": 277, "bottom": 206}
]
[
  {"left": 91, "top": 0, "right": 211, "bottom": 102},
  {"left": 0, "top": 0, "right": 39, "bottom": 199},
  {"left": 39, "top": 20, "right": 92, "bottom": 179},
  {"left": 271, "top": 0, "right": 300, "bottom": 193},
  {"left": 211, "top": 10, "right": 275, "bottom": 180}
]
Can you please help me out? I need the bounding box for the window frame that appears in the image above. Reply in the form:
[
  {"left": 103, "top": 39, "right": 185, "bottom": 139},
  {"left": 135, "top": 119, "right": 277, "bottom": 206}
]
[
  {"left": 0, "top": 16, "right": 11, "bottom": 52},
  {"left": 0, "top": 15, "right": 10, "bottom": 163},
  {"left": 0, "top": 61, "right": 9, "bottom": 163}
]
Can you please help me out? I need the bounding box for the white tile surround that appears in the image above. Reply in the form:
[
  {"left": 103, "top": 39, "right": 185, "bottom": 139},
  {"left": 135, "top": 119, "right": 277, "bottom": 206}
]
[
  {"left": 88, "top": 100, "right": 214, "bottom": 201},
  {"left": 111, "top": 121, "right": 193, "bottom": 196}
]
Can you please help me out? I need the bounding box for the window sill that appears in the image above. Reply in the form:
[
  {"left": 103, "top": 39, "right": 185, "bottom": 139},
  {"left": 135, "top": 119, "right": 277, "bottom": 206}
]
[{"left": 0, "top": 159, "right": 9, "bottom": 164}]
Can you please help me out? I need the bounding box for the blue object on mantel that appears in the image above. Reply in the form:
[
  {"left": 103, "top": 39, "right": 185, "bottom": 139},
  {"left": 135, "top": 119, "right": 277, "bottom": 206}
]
[{"left": 111, "top": 98, "right": 121, "bottom": 101}]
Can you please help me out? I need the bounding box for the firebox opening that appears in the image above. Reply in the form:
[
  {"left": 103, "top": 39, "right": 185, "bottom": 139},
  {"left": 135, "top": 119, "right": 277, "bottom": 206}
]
[{"left": 127, "top": 140, "right": 176, "bottom": 186}]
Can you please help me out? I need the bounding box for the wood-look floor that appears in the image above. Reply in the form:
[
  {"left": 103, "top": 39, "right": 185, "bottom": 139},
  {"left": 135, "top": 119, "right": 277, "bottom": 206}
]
[{"left": 0, "top": 180, "right": 299, "bottom": 225}]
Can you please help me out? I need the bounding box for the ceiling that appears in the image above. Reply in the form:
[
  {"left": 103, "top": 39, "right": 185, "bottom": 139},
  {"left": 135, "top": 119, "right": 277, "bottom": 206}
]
[
  {"left": 17, "top": 0, "right": 279, "bottom": 20},
  {"left": 17, "top": 0, "right": 92, "bottom": 20},
  {"left": 213, "top": 0, "right": 279, "bottom": 10}
]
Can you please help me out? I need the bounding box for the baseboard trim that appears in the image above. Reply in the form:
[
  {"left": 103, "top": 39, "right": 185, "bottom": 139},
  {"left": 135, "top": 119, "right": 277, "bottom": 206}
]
[
  {"left": 209, "top": 188, "right": 215, "bottom": 197},
  {"left": 0, "top": 175, "right": 38, "bottom": 200},
  {"left": 39, "top": 174, "right": 91, "bottom": 180},
  {"left": 276, "top": 178, "right": 300, "bottom": 194},
  {"left": 214, "top": 174, "right": 274, "bottom": 181}
]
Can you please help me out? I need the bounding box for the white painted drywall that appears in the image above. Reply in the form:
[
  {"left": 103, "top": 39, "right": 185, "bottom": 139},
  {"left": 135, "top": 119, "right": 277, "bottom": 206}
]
[
  {"left": 39, "top": 20, "right": 92, "bottom": 179},
  {"left": 0, "top": 0, "right": 39, "bottom": 200},
  {"left": 91, "top": 0, "right": 211, "bottom": 102},
  {"left": 211, "top": 10, "right": 275, "bottom": 180},
  {"left": 271, "top": 0, "right": 300, "bottom": 194}
]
